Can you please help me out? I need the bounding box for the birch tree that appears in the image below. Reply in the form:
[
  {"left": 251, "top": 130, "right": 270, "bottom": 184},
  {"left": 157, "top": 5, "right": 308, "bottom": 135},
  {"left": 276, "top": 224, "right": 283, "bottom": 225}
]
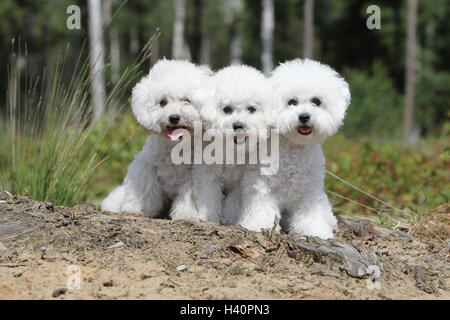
[
  {"left": 200, "top": 36, "right": 211, "bottom": 65},
  {"left": 103, "top": 0, "right": 120, "bottom": 85},
  {"left": 88, "top": 0, "right": 106, "bottom": 123},
  {"left": 403, "top": 0, "right": 418, "bottom": 146},
  {"left": 172, "top": 0, "right": 186, "bottom": 59},
  {"left": 151, "top": 38, "right": 159, "bottom": 66},
  {"left": 192, "top": 0, "right": 202, "bottom": 63},
  {"left": 261, "top": 0, "right": 274, "bottom": 75},
  {"left": 303, "top": 0, "right": 314, "bottom": 58}
]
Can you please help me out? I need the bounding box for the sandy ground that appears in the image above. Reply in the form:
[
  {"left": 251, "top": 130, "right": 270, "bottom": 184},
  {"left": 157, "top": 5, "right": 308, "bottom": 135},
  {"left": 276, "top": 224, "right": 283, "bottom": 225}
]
[{"left": 0, "top": 193, "right": 448, "bottom": 300}]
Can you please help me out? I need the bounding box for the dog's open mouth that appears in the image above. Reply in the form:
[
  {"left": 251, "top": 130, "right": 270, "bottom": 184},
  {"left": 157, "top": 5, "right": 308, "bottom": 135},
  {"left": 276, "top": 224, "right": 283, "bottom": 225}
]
[
  {"left": 234, "top": 133, "right": 248, "bottom": 145},
  {"left": 297, "top": 125, "right": 313, "bottom": 135},
  {"left": 167, "top": 126, "right": 187, "bottom": 141}
]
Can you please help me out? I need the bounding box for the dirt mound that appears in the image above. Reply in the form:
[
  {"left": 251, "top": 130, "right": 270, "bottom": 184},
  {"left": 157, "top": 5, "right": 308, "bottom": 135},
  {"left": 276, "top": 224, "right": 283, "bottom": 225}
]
[{"left": 0, "top": 193, "right": 448, "bottom": 299}]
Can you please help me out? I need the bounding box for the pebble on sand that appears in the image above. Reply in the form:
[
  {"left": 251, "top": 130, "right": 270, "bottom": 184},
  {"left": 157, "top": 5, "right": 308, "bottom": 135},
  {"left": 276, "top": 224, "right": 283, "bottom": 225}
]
[
  {"left": 108, "top": 241, "right": 124, "bottom": 249},
  {"left": 176, "top": 265, "right": 187, "bottom": 272},
  {"left": 102, "top": 280, "right": 114, "bottom": 287},
  {"left": 52, "top": 287, "right": 67, "bottom": 298}
]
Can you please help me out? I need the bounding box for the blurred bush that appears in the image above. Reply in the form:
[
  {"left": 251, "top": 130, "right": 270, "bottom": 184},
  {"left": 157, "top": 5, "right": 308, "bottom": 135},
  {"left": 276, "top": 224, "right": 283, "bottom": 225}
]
[
  {"left": 0, "top": 40, "right": 148, "bottom": 206},
  {"left": 84, "top": 111, "right": 148, "bottom": 203},
  {"left": 324, "top": 132, "right": 449, "bottom": 221},
  {"left": 342, "top": 62, "right": 403, "bottom": 139},
  {"left": 415, "top": 67, "right": 450, "bottom": 136}
]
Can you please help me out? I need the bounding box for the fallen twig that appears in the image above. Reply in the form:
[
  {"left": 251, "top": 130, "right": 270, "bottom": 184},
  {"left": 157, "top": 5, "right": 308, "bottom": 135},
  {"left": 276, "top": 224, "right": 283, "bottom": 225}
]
[{"left": 0, "top": 262, "right": 26, "bottom": 268}]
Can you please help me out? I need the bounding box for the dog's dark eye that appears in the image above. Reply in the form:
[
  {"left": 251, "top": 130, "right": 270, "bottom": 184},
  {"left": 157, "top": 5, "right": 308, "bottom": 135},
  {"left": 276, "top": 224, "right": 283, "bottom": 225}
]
[
  {"left": 247, "top": 106, "right": 256, "bottom": 114},
  {"left": 223, "top": 106, "right": 233, "bottom": 114},
  {"left": 288, "top": 98, "right": 298, "bottom": 106},
  {"left": 159, "top": 99, "right": 168, "bottom": 107},
  {"left": 182, "top": 97, "right": 191, "bottom": 104},
  {"left": 311, "top": 97, "right": 321, "bottom": 106}
]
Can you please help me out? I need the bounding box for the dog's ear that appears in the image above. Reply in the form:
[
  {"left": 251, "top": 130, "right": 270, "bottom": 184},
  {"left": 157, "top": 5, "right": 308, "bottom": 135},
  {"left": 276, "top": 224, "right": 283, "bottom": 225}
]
[
  {"left": 322, "top": 71, "right": 351, "bottom": 136},
  {"left": 187, "top": 64, "right": 216, "bottom": 124},
  {"left": 131, "top": 75, "right": 158, "bottom": 131},
  {"left": 197, "top": 84, "right": 218, "bottom": 127},
  {"left": 200, "top": 105, "right": 218, "bottom": 128},
  {"left": 262, "top": 84, "right": 277, "bottom": 129},
  {"left": 269, "top": 78, "right": 286, "bottom": 113},
  {"left": 335, "top": 74, "right": 351, "bottom": 109}
]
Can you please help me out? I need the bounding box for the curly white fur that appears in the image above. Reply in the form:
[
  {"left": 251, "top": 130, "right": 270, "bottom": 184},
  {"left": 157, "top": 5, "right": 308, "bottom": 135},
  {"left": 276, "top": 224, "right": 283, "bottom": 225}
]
[
  {"left": 196, "top": 65, "right": 274, "bottom": 226},
  {"left": 101, "top": 59, "right": 219, "bottom": 222},
  {"left": 102, "top": 58, "right": 351, "bottom": 240},
  {"left": 235, "top": 59, "right": 351, "bottom": 239}
]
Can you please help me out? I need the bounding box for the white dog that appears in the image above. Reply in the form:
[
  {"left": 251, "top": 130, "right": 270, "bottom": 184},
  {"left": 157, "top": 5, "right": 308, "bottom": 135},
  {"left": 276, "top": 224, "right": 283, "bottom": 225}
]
[
  {"left": 236, "top": 59, "right": 351, "bottom": 239},
  {"left": 101, "top": 59, "right": 218, "bottom": 221},
  {"left": 197, "top": 65, "right": 273, "bottom": 226}
]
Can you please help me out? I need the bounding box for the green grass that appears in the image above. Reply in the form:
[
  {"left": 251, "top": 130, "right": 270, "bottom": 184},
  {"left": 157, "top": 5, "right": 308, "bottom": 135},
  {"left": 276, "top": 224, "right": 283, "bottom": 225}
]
[
  {"left": 0, "top": 38, "right": 153, "bottom": 206},
  {"left": 83, "top": 111, "right": 148, "bottom": 203}
]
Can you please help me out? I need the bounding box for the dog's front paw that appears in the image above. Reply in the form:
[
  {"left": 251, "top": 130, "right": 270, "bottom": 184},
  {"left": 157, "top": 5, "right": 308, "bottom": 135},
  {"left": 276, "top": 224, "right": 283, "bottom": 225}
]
[
  {"left": 101, "top": 186, "right": 125, "bottom": 213},
  {"left": 289, "top": 222, "right": 334, "bottom": 239},
  {"left": 239, "top": 219, "right": 281, "bottom": 233}
]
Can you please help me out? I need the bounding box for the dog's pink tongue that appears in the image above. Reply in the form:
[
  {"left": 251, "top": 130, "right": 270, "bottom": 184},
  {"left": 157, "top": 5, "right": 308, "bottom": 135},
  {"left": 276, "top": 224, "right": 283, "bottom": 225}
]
[
  {"left": 234, "top": 133, "right": 246, "bottom": 144},
  {"left": 299, "top": 126, "right": 312, "bottom": 134},
  {"left": 167, "top": 128, "right": 184, "bottom": 141}
]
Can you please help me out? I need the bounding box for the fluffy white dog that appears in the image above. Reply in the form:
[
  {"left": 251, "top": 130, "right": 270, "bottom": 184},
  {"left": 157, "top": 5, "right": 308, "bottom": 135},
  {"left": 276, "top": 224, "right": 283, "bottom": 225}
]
[
  {"left": 101, "top": 59, "right": 217, "bottom": 221},
  {"left": 235, "top": 59, "right": 351, "bottom": 239},
  {"left": 198, "top": 65, "right": 273, "bottom": 226}
]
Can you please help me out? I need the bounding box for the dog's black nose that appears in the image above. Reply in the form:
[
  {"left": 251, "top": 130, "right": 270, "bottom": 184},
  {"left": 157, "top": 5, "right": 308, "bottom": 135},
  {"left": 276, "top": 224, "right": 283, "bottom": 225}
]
[
  {"left": 298, "top": 113, "right": 310, "bottom": 124},
  {"left": 232, "top": 122, "right": 245, "bottom": 131},
  {"left": 169, "top": 114, "right": 180, "bottom": 124}
]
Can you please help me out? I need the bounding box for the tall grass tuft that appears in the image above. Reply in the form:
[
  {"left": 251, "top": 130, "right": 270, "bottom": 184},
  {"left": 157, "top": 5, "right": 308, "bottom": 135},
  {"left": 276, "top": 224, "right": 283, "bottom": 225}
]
[{"left": 0, "top": 37, "right": 154, "bottom": 206}]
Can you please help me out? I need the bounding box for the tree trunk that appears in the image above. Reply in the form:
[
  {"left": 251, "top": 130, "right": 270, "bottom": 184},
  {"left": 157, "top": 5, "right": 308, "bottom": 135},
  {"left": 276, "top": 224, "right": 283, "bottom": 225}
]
[
  {"left": 230, "top": 29, "right": 242, "bottom": 65},
  {"left": 403, "top": 0, "right": 417, "bottom": 146},
  {"left": 103, "top": 0, "right": 120, "bottom": 85},
  {"left": 110, "top": 26, "right": 120, "bottom": 85},
  {"left": 172, "top": 0, "right": 187, "bottom": 60},
  {"left": 261, "top": 0, "right": 274, "bottom": 75},
  {"left": 303, "top": 0, "right": 314, "bottom": 59},
  {"left": 150, "top": 38, "right": 159, "bottom": 67},
  {"left": 200, "top": 35, "right": 211, "bottom": 65},
  {"left": 192, "top": 0, "right": 203, "bottom": 63},
  {"left": 87, "top": 0, "right": 106, "bottom": 123}
]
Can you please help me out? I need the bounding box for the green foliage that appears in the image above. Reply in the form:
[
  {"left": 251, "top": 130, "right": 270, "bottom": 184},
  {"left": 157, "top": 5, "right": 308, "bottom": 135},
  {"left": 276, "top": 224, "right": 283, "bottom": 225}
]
[
  {"left": 241, "top": 0, "right": 262, "bottom": 69},
  {"left": 0, "top": 39, "right": 149, "bottom": 206},
  {"left": 273, "top": 0, "right": 303, "bottom": 62},
  {"left": 415, "top": 67, "right": 450, "bottom": 136},
  {"left": 83, "top": 111, "right": 148, "bottom": 203},
  {"left": 199, "top": 0, "right": 232, "bottom": 69},
  {"left": 342, "top": 62, "right": 403, "bottom": 138},
  {"left": 324, "top": 133, "right": 450, "bottom": 218}
]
